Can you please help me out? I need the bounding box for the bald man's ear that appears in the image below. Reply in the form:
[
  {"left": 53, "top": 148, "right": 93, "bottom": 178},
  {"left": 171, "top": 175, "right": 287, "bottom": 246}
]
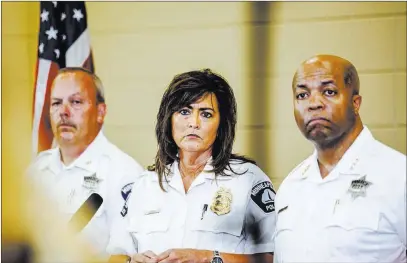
[
  {"left": 97, "top": 103, "right": 107, "bottom": 124},
  {"left": 352, "top": 94, "right": 362, "bottom": 116}
]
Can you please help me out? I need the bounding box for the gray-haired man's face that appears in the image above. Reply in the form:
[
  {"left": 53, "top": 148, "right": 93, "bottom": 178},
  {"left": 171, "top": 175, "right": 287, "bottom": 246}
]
[{"left": 49, "top": 72, "right": 105, "bottom": 146}]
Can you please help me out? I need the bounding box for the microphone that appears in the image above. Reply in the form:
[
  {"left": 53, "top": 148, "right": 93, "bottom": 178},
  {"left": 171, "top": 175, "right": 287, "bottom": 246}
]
[{"left": 68, "top": 193, "right": 103, "bottom": 233}]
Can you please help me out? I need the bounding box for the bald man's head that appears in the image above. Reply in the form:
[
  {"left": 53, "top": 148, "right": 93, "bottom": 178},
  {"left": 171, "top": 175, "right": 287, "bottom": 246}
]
[
  {"left": 291, "top": 54, "right": 363, "bottom": 147},
  {"left": 293, "top": 54, "right": 360, "bottom": 95}
]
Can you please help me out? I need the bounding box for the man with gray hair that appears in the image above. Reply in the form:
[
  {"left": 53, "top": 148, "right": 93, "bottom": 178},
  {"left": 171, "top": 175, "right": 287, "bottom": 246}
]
[{"left": 28, "top": 67, "right": 144, "bottom": 258}]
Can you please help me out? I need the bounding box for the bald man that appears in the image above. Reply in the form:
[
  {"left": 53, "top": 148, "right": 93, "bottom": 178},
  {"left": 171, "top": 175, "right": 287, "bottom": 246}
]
[
  {"left": 273, "top": 55, "right": 406, "bottom": 262},
  {"left": 28, "top": 68, "right": 143, "bottom": 258}
]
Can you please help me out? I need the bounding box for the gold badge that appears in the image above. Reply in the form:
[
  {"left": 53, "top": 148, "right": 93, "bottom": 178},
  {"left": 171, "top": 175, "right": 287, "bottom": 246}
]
[{"left": 210, "top": 187, "right": 232, "bottom": 215}]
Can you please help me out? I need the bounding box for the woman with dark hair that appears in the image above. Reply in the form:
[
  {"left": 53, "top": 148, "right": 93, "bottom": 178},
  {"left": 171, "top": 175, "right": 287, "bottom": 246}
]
[{"left": 107, "top": 69, "right": 276, "bottom": 263}]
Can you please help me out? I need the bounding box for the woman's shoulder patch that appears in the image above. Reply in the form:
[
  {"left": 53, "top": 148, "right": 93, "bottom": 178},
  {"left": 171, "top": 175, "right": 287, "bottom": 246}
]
[{"left": 251, "top": 181, "right": 276, "bottom": 213}]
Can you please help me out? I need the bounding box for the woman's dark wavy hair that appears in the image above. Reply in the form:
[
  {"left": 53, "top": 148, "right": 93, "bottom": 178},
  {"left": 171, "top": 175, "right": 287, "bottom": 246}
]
[{"left": 150, "top": 68, "right": 255, "bottom": 191}]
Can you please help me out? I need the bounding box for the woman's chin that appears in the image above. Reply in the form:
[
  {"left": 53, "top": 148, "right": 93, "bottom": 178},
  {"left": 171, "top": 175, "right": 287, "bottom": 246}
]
[{"left": 179, "top": 143, "right": 205, "bottom": 153}]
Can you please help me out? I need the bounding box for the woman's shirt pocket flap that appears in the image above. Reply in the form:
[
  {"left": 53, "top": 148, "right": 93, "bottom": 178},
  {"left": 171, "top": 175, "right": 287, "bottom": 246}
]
[
  {"left": 128, "top": 212, "right": 170, "bottom": 234},
  {"left": 191, "top": 212, "right": 245, "bottom": 237}
]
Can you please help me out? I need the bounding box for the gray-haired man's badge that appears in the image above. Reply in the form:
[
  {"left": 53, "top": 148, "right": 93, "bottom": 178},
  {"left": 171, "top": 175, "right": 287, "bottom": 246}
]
[
  {"left": 82, "top": 173, "right": 102, "bottom": 191},
  {"left": 347, "top": 175, "right": 372, "bottom": 200}
]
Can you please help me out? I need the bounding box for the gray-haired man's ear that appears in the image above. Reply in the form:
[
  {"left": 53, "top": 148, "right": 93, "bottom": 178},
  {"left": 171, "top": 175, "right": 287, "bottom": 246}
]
[{"left": 97, "top": 103, "right": 107, "bottom": 124}]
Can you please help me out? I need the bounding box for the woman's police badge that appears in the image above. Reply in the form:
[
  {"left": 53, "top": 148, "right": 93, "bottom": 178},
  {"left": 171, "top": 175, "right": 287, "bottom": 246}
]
[{"left": 210, "top": 187, "right": 232, "bottom": 215}]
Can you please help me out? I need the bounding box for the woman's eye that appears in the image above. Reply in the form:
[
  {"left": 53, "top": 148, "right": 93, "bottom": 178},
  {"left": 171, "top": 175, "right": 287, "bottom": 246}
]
[
  {"left": 179, "top": 109, "right": 190, "bottom": 115},
  {"left": 201, "top": 111, "right": 213, "bottom": 118}
]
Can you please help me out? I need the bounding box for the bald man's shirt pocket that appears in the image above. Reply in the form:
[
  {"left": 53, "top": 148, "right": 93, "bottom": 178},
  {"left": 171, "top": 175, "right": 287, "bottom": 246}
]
[
  {"left": 273, "top": 205, "right": 299, "bottom": 262},
  {"left": 325, "top": 199, "right": 380, "bottom": 262}
]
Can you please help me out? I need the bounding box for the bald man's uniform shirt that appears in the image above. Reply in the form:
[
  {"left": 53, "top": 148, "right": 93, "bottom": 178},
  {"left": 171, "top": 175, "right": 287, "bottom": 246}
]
[
  {"left": 28, "top": 131, "right": 144, "bottom": 257},
  {"left": 273, "top": 126, "right": 406, "bottom": 263},
  {"left": 107, "top": 160, "right": 276, "bottom": 256}
]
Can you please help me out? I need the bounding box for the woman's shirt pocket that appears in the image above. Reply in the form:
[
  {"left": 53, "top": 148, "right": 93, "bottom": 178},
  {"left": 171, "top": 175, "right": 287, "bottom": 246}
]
[
  {"left": 188, "top": 198, "right": 246, "bottom": 253},
  {"left": 128, "top": 208, "right": 171, "bottom": 253}
]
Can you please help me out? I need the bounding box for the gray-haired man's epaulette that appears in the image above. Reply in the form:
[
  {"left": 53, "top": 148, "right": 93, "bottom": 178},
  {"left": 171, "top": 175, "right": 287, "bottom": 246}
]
[{"left": 32, "top": 149, "right": 55, "bottom": 170}]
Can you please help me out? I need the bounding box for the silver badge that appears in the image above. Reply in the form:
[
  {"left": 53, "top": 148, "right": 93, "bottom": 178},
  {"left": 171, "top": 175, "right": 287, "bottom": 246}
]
[
  {"left": 347, "top": 175, "right": 372, "bottom": 200},
  {"left": 82, "top": 173, "right": 102, "bottom": 191}
]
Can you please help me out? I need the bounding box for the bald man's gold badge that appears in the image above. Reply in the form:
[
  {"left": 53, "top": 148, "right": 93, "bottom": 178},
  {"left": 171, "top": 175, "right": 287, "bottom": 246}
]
[{"left": 210, "top": 187, "right": 232, "bottom": 215}]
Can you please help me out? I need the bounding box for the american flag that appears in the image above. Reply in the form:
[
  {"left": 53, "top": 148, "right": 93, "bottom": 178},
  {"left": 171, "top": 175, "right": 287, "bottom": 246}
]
[{"left": 32, "top": 1, "right": 95, "bottom": 155}]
